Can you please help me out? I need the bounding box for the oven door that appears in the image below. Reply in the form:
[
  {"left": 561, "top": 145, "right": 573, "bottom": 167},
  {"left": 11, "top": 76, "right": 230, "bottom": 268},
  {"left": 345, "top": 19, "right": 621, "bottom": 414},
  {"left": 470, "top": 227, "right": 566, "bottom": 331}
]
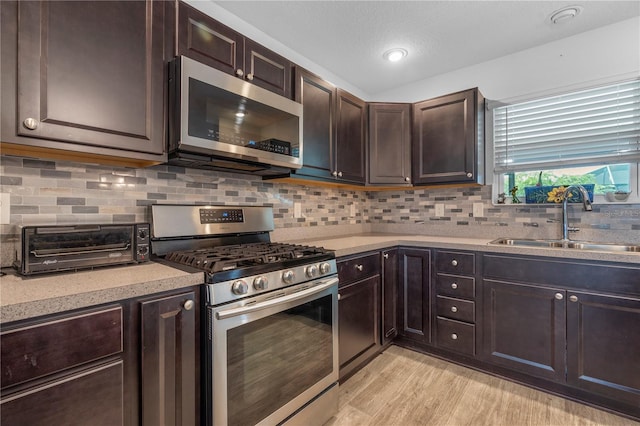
[{"left": 208, "top": 277, "right": 339, "bottom": 426}]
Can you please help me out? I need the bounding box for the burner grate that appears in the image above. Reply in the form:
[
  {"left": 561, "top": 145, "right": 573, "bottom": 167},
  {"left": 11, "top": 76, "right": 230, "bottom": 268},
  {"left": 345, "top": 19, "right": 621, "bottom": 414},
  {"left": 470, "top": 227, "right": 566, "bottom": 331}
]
[{"left": 163, "top": 242, "right": 330, "bottom": 273}]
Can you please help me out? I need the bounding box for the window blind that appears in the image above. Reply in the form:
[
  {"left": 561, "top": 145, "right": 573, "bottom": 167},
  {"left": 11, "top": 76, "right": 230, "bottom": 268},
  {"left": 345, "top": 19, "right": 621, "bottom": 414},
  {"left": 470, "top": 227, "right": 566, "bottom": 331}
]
[{"left": 493, "top": 79, "right": 640, "bottom": 173}]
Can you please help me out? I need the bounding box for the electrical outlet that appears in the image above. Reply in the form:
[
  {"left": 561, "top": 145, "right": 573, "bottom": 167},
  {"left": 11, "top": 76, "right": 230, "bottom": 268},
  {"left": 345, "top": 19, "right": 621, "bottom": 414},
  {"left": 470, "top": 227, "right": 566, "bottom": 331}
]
[
  {"left": 293, "top": 202, "right": 302, "bottom": 218},
  {"left": 435, "top": 203, "right": 445, "bottom": 217},
  {"left": 0, "top": 193, "right": 10, "bottom": 225},
  {"left": 473, "top": 202, "right": 484, "bottom": 217}
]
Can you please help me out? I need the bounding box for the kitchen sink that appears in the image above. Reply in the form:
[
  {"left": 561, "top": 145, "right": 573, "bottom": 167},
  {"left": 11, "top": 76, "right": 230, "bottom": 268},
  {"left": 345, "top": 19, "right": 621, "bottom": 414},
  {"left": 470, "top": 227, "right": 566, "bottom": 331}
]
[{"left": 489, "top": 238, "right": 640, "bottom": 252}]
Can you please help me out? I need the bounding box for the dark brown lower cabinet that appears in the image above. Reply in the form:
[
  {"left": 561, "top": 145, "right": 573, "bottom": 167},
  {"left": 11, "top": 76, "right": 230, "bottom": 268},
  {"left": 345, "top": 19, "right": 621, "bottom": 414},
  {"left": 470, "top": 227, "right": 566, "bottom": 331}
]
[
  {"left": 1, "top": 361, "right": 124, "bottom": 426},
  {"left": 482, "top": 279, "right": 566, "bottom": 382},
  {"left": 338, "top": 275, "right": 380, "bottom": 379},
  {"left": 567, "top": 291, "right": 640, "bottom": 406},
  {"left": 381, "top": 249, "right": 398, "bottom": 345},
  {"left": 397, "top": 248, "right": 432, "bottom": 344},
  {"left": 140, "top": 291, "right": 197, "bottom": 426}
]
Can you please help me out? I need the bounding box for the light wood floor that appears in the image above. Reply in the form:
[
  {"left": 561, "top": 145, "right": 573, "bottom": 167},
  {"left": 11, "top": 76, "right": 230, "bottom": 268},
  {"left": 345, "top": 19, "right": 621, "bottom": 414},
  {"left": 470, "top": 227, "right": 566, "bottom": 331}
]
[{"left": 326, "top": 345, "right": 639, "bottom": 426}]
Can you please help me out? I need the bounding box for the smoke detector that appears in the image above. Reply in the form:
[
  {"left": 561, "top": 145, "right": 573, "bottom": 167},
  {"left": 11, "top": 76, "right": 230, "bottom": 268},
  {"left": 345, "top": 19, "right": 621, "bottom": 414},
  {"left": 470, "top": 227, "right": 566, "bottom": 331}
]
[{"left": 549, "top": 6, "right": 583, "bottom": 24}]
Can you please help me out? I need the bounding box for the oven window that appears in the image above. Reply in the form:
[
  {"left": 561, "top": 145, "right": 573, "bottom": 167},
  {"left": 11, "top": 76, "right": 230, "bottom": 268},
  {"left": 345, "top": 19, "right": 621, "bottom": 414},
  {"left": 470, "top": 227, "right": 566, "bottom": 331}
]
[{"left": 226, "top": 294, "right": 333, "bottom": 426}]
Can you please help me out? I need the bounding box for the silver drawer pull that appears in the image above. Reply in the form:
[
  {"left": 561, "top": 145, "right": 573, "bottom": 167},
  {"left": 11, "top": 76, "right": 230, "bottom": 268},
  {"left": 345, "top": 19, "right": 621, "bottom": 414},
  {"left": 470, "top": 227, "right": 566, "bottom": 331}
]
[
  {"left": 451, "top": 333, "right": 458, "bottom": 340},
  {"left": 569, "top": 295, "right": 578, "bottom": 302},
  {"left": 451, "top": 306, "right": 458, "bottom": 313},
  {"left": 451, "top": 260, "right": 458, "bottom": 267},
  {"left": 555, "top": 293, "right": 564, "bottom": 300},
  {"left": 183, "top": 300, "right": 194, "bottom": 311},
  {"left": 355, "top": 264, "right": 363, "bottom": 271},
  {"left": 451, "top": 283, "right": 458, "bottom": 289}
]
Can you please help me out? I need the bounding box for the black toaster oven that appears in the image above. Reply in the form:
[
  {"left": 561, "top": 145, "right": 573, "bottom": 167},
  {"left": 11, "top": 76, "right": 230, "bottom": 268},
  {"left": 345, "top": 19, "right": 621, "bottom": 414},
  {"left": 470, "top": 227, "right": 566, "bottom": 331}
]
[{"left": 15, "top": 223, "right": 150, "bottom": 276}]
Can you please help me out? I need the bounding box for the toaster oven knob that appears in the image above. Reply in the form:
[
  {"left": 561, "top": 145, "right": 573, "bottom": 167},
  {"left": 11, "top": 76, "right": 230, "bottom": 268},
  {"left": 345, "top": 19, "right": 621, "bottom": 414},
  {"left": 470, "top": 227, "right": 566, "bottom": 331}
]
[
  {"left": 253, "top": 276, "right": 268, "bottom": 291},
  {"left": 137, "top": 246, "right": 149, "bottom": 256},
  {"left": 319, "top": 262, "right": 331, "bottom": 274},
  {"left": 282, "top": 270, "right": 295, "bottom": 284},
  {"left": 231, "top": 280, "right": 248, "bottom": 295},
  {"left": 138, "top": 229, "right": 147, "bottom": 239},
  {"left": 306, "top": 264, "right": 319, "bottom": 278}
]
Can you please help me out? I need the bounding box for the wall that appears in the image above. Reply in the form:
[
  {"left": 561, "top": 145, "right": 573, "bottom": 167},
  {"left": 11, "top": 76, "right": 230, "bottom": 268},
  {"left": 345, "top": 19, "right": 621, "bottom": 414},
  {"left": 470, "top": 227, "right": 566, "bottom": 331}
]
[{"left": 2, "top": 155, "right": 638, "bottom": 267}]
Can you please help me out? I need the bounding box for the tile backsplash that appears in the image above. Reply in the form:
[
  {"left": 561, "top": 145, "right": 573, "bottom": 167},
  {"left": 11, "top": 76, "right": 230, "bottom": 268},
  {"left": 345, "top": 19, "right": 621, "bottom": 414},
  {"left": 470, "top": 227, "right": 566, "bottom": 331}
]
[{"left": 1, "top": 155, "right": 638, "bottom": 266}]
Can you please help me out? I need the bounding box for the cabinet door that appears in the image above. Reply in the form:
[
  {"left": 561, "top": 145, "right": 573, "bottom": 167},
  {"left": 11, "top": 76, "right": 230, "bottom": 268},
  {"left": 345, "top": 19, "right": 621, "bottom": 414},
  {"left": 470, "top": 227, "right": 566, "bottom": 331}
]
[
  {"left": 381, "top": 249, "right": 399, "bottom": 344},
  {"left": 141, "top": 291, "right": 197, "bottom": 426},
  {"left": 177, "top": 2, "right": 243, "bottom": 77},
  {"left": 567, "top": 291, "right": 640, "bottom": 406},
  {"left": 338, "top": 276, "right": 380, "bottom": 378},
  {"left": 12, "top": 0, "right": 166, "bottom": 155},
  {"left": 368, "top": 103, "right": 412, "bottom": 185},
  {"left": 336, "top": 89, "right": 367, "bottom": 184},
  {"left": 244, "top": 39, "right": 292, "bottom": 99},
  {"left": 483, "top": 280, "right": 566, "bottom": 382},
  {"left": 412, "top": 89, "right": 481, "bottom": 185},
  {"left": 294, "top": 68, "right": 335, "bottom": 180},
  {"left": 1, "top": 361, "right": 124, "bottom": 426},
  {"left": 398, "top": 248, "right": 432, "bottom": 344}
]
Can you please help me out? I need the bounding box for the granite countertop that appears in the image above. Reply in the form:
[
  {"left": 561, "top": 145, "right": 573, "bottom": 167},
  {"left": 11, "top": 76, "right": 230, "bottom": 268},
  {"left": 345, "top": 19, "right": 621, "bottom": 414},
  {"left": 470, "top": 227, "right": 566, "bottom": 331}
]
[
  {"left": 282, "top": 233, "right": 640, "bottom": 265},
  {"left": 3, "top": 233, "right": 638, "bottom": 325},
  {"left": 0, "top": 262, "right": 203, "bottom": 324}
]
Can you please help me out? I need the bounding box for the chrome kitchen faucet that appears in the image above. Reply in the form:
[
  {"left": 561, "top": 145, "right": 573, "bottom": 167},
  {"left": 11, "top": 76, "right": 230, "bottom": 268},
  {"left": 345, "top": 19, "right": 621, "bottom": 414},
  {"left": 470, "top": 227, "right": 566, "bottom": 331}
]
[{"left": 561, "top": 184, "right": 593, "bottom": 242}]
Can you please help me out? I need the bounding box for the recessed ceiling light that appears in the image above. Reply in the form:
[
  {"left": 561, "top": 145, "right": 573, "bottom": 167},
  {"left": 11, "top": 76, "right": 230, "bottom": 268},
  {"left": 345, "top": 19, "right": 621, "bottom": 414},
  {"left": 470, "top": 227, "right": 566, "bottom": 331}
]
[
  {"left": 383, "top": 48, "right": 408, "bottom": 62},
  {"left": 549, "top": 6, "right": 583, "bottom": 24}
]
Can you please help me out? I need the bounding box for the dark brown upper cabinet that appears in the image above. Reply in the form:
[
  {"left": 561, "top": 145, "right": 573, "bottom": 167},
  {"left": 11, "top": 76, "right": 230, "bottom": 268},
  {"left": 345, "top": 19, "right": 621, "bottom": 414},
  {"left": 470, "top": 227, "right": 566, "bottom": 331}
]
[
  {"left": 294, "top": 69, "right": 367, "bottom": 184},
  {"left": 368, "top": 103, "right": 412, "bottom": 185},
  {"left": 335, "top": 89, "right": 367, "bottom": 184},
  {"left": 177, "top": 2, "right": 292, "bottom": 99},
  {"left": 293, "top": 68, "right": 335, "bottom": 180},
  {"left": 412, "top": 88, "right": 485, "bottom": 185},
  {"left": 0, "top": 0, "right": 168, "bottom": 166}
]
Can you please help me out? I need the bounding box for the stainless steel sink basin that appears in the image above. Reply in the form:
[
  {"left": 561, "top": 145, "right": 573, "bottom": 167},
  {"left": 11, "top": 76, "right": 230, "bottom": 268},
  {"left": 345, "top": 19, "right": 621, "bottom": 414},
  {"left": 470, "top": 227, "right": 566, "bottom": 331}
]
[{"left": 489, "top": 238, "right": 640, "bottom": 252}]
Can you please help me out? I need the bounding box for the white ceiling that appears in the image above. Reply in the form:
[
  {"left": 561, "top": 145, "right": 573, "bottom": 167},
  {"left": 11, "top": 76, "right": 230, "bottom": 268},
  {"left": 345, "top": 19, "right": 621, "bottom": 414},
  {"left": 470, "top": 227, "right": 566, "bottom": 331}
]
[{"left": 213, "top": 1, "right": 640, "bottom": 98}]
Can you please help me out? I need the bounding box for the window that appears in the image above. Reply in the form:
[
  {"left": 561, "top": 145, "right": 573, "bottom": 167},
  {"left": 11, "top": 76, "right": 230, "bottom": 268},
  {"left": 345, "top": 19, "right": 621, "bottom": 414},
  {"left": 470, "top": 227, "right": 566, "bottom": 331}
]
[{"left": 491, "top": 79, "right": 640, "bottom": 203}]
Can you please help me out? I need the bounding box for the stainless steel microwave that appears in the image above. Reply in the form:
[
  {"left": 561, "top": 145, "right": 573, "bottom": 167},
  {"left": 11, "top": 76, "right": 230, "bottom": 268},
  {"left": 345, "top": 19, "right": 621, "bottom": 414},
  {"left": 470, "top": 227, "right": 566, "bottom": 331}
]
[{"left": 167, "top": 56, "right": 303, "bottom": 176}]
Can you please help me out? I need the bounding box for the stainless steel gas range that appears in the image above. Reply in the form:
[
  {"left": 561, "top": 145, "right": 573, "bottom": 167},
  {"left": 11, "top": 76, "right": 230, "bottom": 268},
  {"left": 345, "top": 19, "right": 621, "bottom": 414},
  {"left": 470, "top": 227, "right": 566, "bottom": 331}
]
[{"left": 150, "top": 205, "right": 339, "bottom": 426}]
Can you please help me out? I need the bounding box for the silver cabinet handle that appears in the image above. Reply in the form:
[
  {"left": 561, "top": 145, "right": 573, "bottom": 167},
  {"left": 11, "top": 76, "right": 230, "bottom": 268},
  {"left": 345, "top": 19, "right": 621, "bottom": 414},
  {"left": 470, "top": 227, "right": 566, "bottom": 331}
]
[
  {"left": 235, "top": 69, "right": 244, "bottom": 77},
  {"left": 246, "top": 73, "right": 254, "bottom": 81},
  {"left": 355, "top": 264, "right": 363, "bottom": 271},
  {"left": 451, "top": 283, "right": 458, "bottom": 289},
  {"left": 331, "top": 171, "right": 338, "bottom": 177},
  {"left": 451, "top": 260, "right": 458, "bottom": 267},
  {"left": 555, "top": 293, "right": 564, "bottom": 300},
  {"left": 338, "top": 171, "right": 343, "bottom": 177},
  {"left": 466, "top": 172, "right": 473, "bottom": 178},
  {"left": 23, "top": 118, "right": 38, "bottom": 130},
  {"left": 451, "top": 306, "right": 458, "bottom": 313},
  {"left": 569, "top": 295, "right": 578, "bottom": 302},
  {"left": 183, "top": 300, "right": 194, "bottom": 311},
  {"left": 383, "top": 253, "right": 389, "bottom": 259},
  {"left": 404, "top": 177, "right": 410, "bottom": 182},
  {"left": 338, "top": 293, "right": 341, "bottom": 301},
  {"left": 451, "top": 333, "right": 458, "bottom": 340}
]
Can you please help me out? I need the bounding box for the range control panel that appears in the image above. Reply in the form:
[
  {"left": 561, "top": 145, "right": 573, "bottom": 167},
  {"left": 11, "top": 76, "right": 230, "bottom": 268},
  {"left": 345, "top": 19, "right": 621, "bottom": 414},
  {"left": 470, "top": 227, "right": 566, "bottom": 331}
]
[{"left": 200, "top": 208, "right": 244, "bottom": 224}]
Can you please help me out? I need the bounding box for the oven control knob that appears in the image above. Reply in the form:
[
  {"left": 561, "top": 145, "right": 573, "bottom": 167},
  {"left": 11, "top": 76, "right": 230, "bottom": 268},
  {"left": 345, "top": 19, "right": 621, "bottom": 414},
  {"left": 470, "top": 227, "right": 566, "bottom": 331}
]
[
  {"left": 306, "top": 265, "right": 319, "bottom": 278},
  {"left": 231, "top": 280, "right": 248, "bottom": 295},
  {"left": 253, "top": 276, "right": 268, "bottom": 291},
  {"left": 319, "top": 262, "right": 331, "bottom": 274},
  {"left": 282, "top": 270, "right": 295, "bottom": 284}
]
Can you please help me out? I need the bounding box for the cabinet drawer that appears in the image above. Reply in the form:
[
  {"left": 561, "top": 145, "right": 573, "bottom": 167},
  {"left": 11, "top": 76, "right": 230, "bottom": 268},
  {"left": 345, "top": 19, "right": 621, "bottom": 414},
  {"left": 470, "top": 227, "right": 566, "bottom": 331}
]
[
  {"left": 436, "top": 296, "right": 475, "bottom": 323},
  {"left": 1, "top": 306, "right": 123, "bottom": 388},
  {"left": 436, "top": 274, "right": 475, "bottom": 299},
  {"left": 338, "top": 253, "right": 381, "bottom": 287},
  {"left": 436, "top": 317, "right": 475, "bottom": 356},
  {"left": 436, "top": 251, "right": 475, "bottom": 275}
]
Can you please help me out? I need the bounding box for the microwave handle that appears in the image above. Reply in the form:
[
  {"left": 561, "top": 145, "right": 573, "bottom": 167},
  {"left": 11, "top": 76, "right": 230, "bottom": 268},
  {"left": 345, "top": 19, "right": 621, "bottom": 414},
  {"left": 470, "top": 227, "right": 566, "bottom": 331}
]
[{"left": 216, "top": 277, "right": 338, "bottom": 320}]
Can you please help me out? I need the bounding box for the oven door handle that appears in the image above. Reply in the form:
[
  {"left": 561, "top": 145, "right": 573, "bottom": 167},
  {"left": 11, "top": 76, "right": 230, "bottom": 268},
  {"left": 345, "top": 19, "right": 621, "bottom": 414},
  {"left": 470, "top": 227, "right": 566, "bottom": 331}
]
[{"left": 216, "top": 277, "right": 338, "bottom": 320}]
